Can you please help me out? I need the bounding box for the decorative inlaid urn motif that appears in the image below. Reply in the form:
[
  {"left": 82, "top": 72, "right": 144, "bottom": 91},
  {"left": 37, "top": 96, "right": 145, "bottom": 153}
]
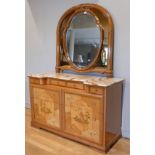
[{"left": 73, "top": 111, "right": 90, "bottom": 124}]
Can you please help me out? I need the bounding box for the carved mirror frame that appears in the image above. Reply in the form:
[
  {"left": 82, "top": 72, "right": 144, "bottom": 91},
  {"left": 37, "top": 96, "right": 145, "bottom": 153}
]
[
  {"left": 63, "top": 10, "right": 104, "bottom": 71},
  {"left": 56, "top": 4, "right": 114, "bottom": 77}
]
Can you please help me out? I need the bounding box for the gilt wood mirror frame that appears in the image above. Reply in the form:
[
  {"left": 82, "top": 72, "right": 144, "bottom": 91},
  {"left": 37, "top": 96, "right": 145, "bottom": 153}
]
[{"left": 56, "top": 4, "right": 114, "bottom": 77}]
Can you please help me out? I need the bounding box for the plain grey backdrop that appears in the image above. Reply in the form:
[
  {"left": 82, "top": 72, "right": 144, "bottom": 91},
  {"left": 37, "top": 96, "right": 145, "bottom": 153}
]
[{"left": 25, "top": 0, "right": 130, "bottom": 138}]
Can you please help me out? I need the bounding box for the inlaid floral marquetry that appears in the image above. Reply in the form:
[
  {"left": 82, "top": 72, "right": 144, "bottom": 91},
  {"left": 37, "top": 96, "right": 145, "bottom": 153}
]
[
  {"left": 32, "top": 87, "right": 60, "bottom": 128},
  {"left": 64, "top": 93, "right": 103, "bottom": 144}
]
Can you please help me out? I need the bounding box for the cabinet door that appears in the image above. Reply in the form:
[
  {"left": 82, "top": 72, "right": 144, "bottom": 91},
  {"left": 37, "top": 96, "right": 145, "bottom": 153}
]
[
  {"left": 32, "top": 87, "right": 60, "bottom": 129},
  {"left": 64, "top": 92, "right": 103, "bottom": 144}
]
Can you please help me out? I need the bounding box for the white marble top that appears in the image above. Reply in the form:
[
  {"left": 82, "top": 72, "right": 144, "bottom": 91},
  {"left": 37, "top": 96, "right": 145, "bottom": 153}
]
[{"left": 28, "top": 72, "right": 123, "bottom": 87}]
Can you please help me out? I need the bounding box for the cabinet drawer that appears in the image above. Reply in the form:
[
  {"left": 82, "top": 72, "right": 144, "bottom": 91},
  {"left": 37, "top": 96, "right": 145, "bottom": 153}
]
[
  {"left": 89, "top": 87, "right": 104, "bottom": 95},
  {"left": 67, "top": 82, "right": 83, "bottom": 89},
  {"left": 30, "top": 78, "right": 46, "bottom": 85},
  {"left": 47, "top": 79, "right": 66, "bottom": 87}
]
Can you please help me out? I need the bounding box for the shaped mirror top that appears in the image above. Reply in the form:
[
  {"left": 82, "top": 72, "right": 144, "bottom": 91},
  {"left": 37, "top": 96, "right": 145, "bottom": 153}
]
[{"left": 56, "top": 4, "right": 114, "bottom": 76}]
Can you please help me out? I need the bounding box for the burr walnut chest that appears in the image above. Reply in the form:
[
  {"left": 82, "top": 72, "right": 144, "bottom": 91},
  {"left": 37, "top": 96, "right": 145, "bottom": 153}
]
[{"left": 28, "top": 4, "right": 124, "bottom": 153}]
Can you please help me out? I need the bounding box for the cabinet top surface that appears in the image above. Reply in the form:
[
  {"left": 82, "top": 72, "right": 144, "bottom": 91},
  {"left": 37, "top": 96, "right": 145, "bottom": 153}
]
[{"left": 28, "top": 72, "right": 123, "bottom": 87}]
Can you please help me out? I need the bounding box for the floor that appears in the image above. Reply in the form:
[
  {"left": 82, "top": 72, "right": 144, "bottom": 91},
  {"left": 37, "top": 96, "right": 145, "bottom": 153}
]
[{"left": 25, "top": 108, "right": 130, "bottom": 155}]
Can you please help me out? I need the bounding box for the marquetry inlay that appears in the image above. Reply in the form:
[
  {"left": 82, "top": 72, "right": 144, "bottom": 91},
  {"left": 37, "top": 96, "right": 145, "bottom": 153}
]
[
  {"left": 33, "top": 87, "right": 60, "bottom": 128},
  {"left": 64, "top": 93, "right": 102, "bottom": 144}
]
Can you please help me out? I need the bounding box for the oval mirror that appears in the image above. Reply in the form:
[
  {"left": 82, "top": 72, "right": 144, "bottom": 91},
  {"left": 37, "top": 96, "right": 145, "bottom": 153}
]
[{"left": 65, "top": 12, "right": 102, "bottom": 69}]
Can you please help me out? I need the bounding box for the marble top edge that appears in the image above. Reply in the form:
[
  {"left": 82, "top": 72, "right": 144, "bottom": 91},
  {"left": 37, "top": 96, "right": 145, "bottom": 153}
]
[
  {"left": 28, "top": 72, "right": 123, "bottom": 87},
  {"left": 28, "top": 72, "right": 123, "bottom": 80}
]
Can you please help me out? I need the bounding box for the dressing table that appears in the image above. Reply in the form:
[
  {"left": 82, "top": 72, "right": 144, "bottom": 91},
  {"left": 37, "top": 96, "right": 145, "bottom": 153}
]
[{"left": 28, "top": 4, "right": 123, "bottom": 152}]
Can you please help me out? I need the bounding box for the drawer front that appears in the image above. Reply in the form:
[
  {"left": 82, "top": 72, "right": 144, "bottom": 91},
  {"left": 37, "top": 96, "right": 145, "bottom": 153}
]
[
  {"left": 89, "top": 87, "right": 104, "bottom": 95},
  {"left": 50, "top": 79, "right": 66, "bottom": 87},
  {"left": 30, "top": 78, "right": 46, "bottom": 85},
  {"left": 67, "top": 82, "right": 83, "bottom": 89},
  {"left": 64, "top": 92, "right": 103, "bottom": 144}
]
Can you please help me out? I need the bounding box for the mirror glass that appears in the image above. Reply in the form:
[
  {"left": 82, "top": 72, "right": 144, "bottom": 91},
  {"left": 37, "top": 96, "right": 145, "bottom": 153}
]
[{"left": 66, "top": 12, "right": 101, "bottom": 68}]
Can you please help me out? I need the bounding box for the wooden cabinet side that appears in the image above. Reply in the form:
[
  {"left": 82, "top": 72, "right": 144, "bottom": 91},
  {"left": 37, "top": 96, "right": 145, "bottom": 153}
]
[{"left": 104, "top": 82, "right": 123, "bottom": 151}]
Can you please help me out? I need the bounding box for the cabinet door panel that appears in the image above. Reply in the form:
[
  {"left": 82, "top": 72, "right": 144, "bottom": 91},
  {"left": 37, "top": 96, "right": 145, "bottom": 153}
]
[
  {"left": 64, "top": 92, "right": 103, "bottom": 144},
  {"left": 32, "top": 87, "right": 60, "bottom": 129}
]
